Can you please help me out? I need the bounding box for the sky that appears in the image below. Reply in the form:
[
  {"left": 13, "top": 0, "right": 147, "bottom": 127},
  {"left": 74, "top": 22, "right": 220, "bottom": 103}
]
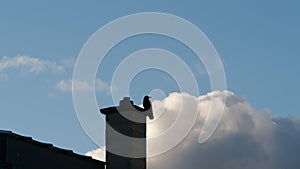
[{"left": 0, "top": 1, "right": 300, "bottom": 167}]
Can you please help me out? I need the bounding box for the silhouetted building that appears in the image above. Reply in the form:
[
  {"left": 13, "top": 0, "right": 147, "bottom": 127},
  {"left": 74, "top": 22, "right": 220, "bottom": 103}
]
[
  {"left": 0, "top": 130, "right": 105, "bottom": 169},
  {"left": 0, "top": 97, "right": 151, "bottom": 169},
  {"left": 100, "top": 97, "right": 153, "bottom": 169}
]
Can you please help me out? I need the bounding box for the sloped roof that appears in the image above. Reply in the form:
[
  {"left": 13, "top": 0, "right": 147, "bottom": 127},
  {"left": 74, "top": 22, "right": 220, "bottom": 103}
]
[{"left": 0, "top": 130, "right": 105, "bottom": 164}]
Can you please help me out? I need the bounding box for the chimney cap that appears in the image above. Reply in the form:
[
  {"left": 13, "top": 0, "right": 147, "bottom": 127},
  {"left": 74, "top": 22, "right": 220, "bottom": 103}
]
[{"left": 100, "top": 97, "right": 153, "bottom": 120}]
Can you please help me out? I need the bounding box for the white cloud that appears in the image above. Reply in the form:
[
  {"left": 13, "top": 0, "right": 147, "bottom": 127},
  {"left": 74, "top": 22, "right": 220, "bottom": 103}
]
[
  {"left": 95, "top": 79, "right": 112, "bottom": 94},
  {"left": 56, "top": 78, "right": 113, "bottom": 95},
  {"left": 0, "top": 55, "right": 64, "bottom": 75},
  {"left": 60, "top": 57, "right": 76, "bottom": 69},
  {"left": 85, "top": 91, "right": 300, "bottom": 169},
  {"left": 57, "top": 79, "right": 92, "bottom": 92},
  {"left": 85, "top": 147, "right": 106, "bottom": 161}
]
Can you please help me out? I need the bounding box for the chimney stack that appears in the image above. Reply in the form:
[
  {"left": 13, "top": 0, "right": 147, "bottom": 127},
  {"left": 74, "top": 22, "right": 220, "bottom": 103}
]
[{"left": 100, "top": 97, "right": 153, "bottom": 169}]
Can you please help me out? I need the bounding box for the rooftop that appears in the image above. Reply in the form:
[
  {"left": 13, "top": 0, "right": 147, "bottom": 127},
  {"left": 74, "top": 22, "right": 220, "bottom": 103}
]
[{"left": 0, "top": 130, "right": 105, "bottom": 165}]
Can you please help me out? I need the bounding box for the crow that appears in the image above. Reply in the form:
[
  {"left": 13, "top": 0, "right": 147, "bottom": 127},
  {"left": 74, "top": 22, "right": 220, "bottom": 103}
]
[{"left": 143, "top": 96, "right": 151, "bottom": 110}]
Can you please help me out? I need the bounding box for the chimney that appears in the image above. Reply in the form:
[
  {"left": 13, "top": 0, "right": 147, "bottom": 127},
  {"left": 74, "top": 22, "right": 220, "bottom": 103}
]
[{"left": 100, "top": 97, "right": 153, "bottom": 169}]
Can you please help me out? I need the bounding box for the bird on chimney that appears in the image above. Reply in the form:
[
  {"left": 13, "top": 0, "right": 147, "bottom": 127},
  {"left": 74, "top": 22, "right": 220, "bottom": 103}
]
[{"left": 143, "top": 96, "right": 151, "bottom": 110}]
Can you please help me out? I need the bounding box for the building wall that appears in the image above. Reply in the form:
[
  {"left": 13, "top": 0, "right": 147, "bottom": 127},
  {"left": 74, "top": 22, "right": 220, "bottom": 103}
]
[
  {"left": 4, "top": 136, "right": 104, "bottom": 169},
  {"left": 105, "top": 110, "right": 146, "bottom": 169}
]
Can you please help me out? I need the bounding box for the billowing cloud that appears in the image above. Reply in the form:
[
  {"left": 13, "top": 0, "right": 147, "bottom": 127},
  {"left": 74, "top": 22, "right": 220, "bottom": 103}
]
[
  {"left": 85, "top": 147, "right": 106, "bottom": 161},
  {"left": 85, "top": 91, "right": 300, "bottom": 169},
  {"left": 57, "top": 78, "right": 112, "bottom": 95},
  {"left": 0, "top": 55, "right": 64, "bottom": 75}
]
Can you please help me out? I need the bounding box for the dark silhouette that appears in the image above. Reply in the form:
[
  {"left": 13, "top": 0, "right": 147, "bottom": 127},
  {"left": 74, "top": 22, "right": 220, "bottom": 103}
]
[
  {"left": 142, "top": 96, "right": 154, "bottom": 120},
  {"left": 143, "top": 96, "right": 151, "bottom": 110},
  {"left": 0, "top": 130, "right": 105, "bottom": 169},
  {"left": 122, "top": 96, "right": 154, "bottom": 120},
  {"left": 0, "top": 96, "right": 154, "bottom": 169},
  {"left": 100, "top": 97, "right": 154, "bottom": 169}
]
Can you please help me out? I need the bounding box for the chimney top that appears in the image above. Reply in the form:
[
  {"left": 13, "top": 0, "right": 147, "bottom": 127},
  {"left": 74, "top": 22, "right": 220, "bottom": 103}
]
[{"left": 100, "top": 97, "right": 154, "bottom": 120}]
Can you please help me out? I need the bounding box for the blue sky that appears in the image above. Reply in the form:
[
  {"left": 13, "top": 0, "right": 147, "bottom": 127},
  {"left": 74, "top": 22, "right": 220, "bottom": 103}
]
[{"left": 0, "top": 1, "right": 300, "bottom": 154}]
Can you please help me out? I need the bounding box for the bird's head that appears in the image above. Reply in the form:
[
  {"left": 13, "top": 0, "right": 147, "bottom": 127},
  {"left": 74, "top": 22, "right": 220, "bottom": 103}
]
[{"left": 144, "top": 96, "right": 151, "bottom": 100}]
